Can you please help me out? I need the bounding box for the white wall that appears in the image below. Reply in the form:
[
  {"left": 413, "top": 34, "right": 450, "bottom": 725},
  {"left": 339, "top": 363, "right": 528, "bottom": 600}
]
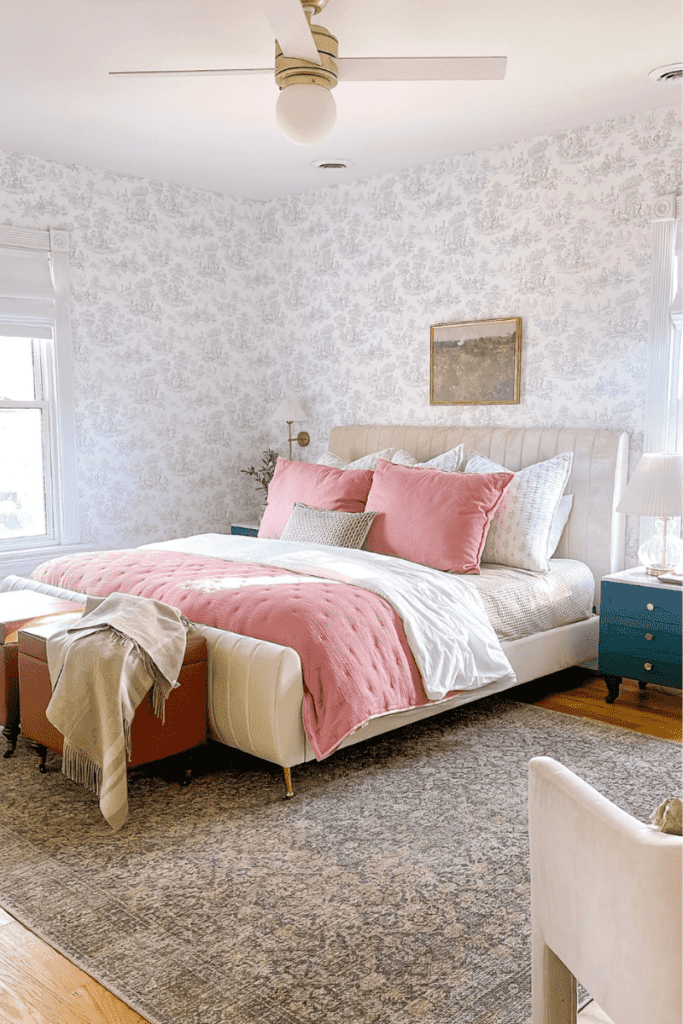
[{"left": 0, "top": 104, "right": 680, "bottom": 566}]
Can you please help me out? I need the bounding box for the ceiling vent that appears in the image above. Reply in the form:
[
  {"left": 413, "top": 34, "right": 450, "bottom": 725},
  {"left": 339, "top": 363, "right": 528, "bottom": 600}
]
[{"left": 649, "top": 63, "right": 683, "bottom": 82}]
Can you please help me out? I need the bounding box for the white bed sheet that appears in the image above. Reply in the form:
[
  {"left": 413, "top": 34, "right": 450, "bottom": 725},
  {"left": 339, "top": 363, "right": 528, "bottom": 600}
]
[{"left": 143, "top": 533, "right": 516, "bottom": 700}]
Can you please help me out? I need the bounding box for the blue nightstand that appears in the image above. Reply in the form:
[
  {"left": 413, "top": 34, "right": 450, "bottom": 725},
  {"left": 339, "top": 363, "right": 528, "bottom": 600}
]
[
  {"left": 231, "top": 522, "right": 260, "bottom": 538},
  {"left": 598, "top": 567, "right": 682, "bottom": 703}
]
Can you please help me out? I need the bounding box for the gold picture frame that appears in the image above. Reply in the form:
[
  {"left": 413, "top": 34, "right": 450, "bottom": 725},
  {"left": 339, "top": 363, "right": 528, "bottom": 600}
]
[{"left": 430, "top": 317, "right": 522, "bottom": 405}]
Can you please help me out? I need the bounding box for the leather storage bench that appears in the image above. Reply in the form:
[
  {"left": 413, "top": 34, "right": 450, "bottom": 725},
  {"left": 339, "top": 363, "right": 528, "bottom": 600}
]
[
  {"left": 1, "top": 593, "right": 84, "bottom": 758},
  {"left": 18, "top": 621, "right": 208, "bottom": 773}
]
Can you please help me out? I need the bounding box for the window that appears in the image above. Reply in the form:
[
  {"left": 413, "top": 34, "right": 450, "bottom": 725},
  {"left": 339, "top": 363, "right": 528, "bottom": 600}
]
[
  {"left": 672, "top": 213, "right": 683, "bottom": 453},
  {"left": 0, "top": 334, "right": 57, "bottom": 546},
  {"left": 639, "top": 195, "right": 682, "bottom": 555},
  {"left": 645, "top": 194, "right": 681, "bottom": 455},
  {"left": 0, "top": 228, "right": 78, "bottom": 558}
]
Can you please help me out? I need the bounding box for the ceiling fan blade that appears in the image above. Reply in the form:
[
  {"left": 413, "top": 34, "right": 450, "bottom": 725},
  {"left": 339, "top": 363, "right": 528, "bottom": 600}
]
[
  {"left": 109, "top": 68, "right": 272, "bottom": 77},
  {"left": 257, "top": 0, "right": 321, "bottom": 65},
  {"left": 337, "top": 56, "right": 507, "bottom": 82}
]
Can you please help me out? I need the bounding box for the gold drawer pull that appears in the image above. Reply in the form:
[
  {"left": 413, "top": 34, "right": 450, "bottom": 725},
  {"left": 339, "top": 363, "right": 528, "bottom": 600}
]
[
  {"left": 644, "top": 663, "right": 653, "bottom": 672},
  {"left": 646, "top": 603, "right": 654, "bottom": 611},
  {"left": 645, "top": 633, "right": 653, "bottom": 641}
]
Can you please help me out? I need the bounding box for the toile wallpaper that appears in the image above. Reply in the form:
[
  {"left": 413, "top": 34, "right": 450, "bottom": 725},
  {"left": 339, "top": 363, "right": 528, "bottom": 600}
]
[
  {"left": 0, "top": 104, "right": 680, "bottom": 567},
  {"left": 0, "top": 151, "right": 269, "bottom": 552}
]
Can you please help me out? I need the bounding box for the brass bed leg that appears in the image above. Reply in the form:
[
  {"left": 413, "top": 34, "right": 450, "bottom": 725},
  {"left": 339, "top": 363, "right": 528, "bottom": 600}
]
[{"left": 283, "top": 766, "right": 294, "bottom": 799}]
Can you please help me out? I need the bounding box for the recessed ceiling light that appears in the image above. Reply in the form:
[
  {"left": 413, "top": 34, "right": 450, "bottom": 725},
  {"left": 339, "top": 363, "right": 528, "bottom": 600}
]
[
  {"left": 648, "top": 63, "right": 683, "bottom": 82},
  {"left": 311, "top": 159, "right": 354, "bottom": 171}
]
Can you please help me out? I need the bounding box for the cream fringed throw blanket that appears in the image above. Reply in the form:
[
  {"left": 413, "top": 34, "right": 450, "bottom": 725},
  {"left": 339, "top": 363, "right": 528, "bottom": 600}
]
[{"left": 45, "top": 593, "right": 189, "bottom": 832}]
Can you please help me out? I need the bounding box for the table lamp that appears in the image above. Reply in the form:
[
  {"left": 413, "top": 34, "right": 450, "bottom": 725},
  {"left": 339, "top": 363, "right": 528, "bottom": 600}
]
[{"left": 616, "top": 452, "right": 683, "bottom": 575}]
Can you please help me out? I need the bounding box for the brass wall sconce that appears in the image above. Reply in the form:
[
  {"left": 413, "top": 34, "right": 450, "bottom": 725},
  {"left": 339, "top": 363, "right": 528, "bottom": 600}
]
[{"left": 273, "top": 393, "right": 310, "bottom": 460}]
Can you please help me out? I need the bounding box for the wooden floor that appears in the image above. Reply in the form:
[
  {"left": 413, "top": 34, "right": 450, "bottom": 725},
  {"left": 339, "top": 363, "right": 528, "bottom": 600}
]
[
  {"left": 513, "top": 668, "right": 682, "bottom": 743},
  {"left": 0, "top": 670, "right": 679, "bottom": 1024}
]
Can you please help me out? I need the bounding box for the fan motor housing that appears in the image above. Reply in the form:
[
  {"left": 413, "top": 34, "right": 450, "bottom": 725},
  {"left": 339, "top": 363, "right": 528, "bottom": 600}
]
[{"left": 275, "top": 22, "right": 338, "bottom": 91}]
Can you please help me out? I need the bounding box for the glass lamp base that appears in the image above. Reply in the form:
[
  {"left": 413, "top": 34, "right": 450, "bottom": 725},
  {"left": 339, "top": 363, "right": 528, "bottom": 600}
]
[{"left": 638, "top": 518, "right": 683, "bottom": 576}]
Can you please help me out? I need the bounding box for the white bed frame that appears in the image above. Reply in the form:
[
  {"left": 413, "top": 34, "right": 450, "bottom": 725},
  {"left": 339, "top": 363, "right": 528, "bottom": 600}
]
[{"left": 1, "top": 425, "right": 628, "bottom": 795}]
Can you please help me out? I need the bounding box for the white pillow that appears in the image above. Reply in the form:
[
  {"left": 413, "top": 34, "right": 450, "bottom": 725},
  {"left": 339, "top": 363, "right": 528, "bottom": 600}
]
[
  {"left": 464, "top": 450, "right": 574, "bottom": 572},
  {"left": 391, "top": 444, "right": 466, "bottom": 473},
  {"left": 547, "top": 494, "right": 573, "bottom": 558},
  {"left": 317, "top": 447, "right": 396, "bottom": 470}
]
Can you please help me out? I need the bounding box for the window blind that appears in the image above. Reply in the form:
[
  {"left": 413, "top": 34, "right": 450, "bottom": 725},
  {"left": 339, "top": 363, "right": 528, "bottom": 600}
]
[{"left": 0, "top": 246, "right": 56, "bottom": 329}]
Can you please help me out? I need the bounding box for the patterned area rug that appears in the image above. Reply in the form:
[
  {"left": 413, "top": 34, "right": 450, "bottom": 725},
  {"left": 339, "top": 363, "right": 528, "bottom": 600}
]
[{"left": 0, "top": 697, "right": 679, "bottom": 1024}]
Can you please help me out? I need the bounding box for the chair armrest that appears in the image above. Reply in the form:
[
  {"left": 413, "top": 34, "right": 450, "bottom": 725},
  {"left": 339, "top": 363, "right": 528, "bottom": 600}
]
[{"left": 529, "top": 756, "right": 682, "bottom": 1024}]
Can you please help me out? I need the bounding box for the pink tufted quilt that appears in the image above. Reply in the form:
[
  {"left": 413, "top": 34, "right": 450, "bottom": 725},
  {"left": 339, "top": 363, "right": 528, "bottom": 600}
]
[{"left": 30, "top": 548, "right": 443, "bottom": 759}]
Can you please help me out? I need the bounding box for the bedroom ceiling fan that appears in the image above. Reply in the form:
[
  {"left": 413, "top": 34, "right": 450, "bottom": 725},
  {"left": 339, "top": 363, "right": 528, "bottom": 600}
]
[{"left": 110, "top": 0, "right": 507, "bottom": 145}]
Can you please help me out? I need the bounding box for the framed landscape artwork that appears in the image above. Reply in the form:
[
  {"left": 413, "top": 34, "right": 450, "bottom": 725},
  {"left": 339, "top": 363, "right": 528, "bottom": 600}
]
[{"left": 430, "top": 317, "right": 522, "bottom": 405}]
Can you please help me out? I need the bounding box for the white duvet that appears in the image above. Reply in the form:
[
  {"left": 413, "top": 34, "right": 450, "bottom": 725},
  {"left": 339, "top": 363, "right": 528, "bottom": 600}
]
[{"left": 143, "top": 534, "right": 516, "bottom": 700}]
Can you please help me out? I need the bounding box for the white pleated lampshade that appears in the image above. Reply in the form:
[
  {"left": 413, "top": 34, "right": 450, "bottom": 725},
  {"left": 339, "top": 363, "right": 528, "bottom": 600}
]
[
  {"left": 273, "top": 393, "right": 308, "bottom": 423},
  {"left": 616, "top": 452, "right": 683, "bottom": 517}
]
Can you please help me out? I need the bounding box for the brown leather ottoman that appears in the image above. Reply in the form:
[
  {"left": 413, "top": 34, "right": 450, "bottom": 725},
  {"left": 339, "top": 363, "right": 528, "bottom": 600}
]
[
  {"left": 1, "top": 592, "right": 84, "bottom": 758},
  {"left": 18, "top": 621, "right": 208, "bottom": 777}
]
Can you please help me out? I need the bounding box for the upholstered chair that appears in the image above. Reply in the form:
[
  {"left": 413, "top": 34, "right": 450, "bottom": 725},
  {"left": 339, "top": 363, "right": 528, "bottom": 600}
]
[{"left": 528, "top": 755, "right": 682, "bottom": 1024}]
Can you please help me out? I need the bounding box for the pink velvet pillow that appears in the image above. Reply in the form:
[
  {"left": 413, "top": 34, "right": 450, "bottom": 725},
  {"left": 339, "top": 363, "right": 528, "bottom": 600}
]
[
  {"left": 259, "top": 459, "right": 374, "bottom": 539},
  {"left": 363, "top": 459, "right": 514, "bottom": 573}
]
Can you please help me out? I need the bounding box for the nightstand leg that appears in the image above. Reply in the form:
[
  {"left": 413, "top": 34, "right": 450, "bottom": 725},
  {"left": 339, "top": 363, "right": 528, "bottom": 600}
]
[
  {"left": 604, "top": 674, "right": 621, "bottom": 704},
  {"left": 637, "top": 680, "right": 648, "bottom": 690}
]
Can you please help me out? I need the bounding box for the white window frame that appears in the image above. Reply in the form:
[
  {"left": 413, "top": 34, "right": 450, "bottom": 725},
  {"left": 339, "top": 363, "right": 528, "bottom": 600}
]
[{"left": 0, "top": 226, "right": 79, "bottom": 570}]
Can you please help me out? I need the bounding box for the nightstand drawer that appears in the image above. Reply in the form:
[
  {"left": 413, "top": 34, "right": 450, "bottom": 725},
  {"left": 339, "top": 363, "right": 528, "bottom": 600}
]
[
  {"left": 599, "top": 619, "right": 681, "bottom": 660},
  {"left": 601, "top": 581, "right": 681, "bottom": 626},
  {"left": 598, "top": 651, "right": 681, "bottom": 688}
]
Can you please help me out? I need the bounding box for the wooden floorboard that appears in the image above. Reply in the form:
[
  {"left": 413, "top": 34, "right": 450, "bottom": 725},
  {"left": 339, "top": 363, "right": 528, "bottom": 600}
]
[
  {"left": 511, "top": 669, "right": 681, "bottom": 742},
  {"left": 0, "top": 917, "right": 149, "bottom": 1024},
  {"left": 1, "top": 668, "right": 679, "bottom": 1023}
]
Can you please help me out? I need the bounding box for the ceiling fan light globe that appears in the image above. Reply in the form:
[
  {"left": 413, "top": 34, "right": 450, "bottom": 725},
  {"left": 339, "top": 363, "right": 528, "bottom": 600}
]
[{"left": 276, "top": 84, "right": 336, "bottom": 145}]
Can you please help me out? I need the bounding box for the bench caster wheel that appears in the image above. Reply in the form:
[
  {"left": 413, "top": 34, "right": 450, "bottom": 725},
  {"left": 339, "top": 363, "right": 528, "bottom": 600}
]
[{"left": 32, "top": 742, "right": 48, "bottom": 773}]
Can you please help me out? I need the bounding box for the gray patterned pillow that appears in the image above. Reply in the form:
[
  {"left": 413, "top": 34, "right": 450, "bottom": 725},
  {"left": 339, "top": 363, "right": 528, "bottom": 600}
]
[
  {"left": 464, "top": 450, "right": 573, "bottom": 572},
  {"left": 280, "top": 502, "right": 378, "bottom": 549}
]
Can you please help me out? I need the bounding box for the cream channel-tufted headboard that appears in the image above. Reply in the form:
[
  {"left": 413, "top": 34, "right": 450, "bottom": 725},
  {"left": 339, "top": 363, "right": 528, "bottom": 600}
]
[{"left": 327, "top": 425, "right": 629, "bottom": 607}]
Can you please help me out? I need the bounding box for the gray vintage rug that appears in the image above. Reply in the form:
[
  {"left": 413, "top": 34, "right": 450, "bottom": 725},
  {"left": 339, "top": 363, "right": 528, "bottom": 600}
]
[{"left": 0, "top": 696, "right": 679, "bottom": 1024}]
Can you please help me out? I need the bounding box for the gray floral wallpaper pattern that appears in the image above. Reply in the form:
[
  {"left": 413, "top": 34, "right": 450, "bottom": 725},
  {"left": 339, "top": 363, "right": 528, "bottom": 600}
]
[
  {"left": 1, "top": 152, "right": 268, "bottom": 551},
  {"left": 0, "top": 105, "right": 680, "bottom": 565}
]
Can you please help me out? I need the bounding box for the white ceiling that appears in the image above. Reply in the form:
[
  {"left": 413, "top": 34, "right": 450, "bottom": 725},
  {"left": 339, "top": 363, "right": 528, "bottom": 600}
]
[{"left": 0, "top": 0, "right": 680, "bottom": 201}]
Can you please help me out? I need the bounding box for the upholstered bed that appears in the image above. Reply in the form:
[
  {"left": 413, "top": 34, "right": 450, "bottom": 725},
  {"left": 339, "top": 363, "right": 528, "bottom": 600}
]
[{"left": 1, "top": 425, "right": 628, "bottom": 795}]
